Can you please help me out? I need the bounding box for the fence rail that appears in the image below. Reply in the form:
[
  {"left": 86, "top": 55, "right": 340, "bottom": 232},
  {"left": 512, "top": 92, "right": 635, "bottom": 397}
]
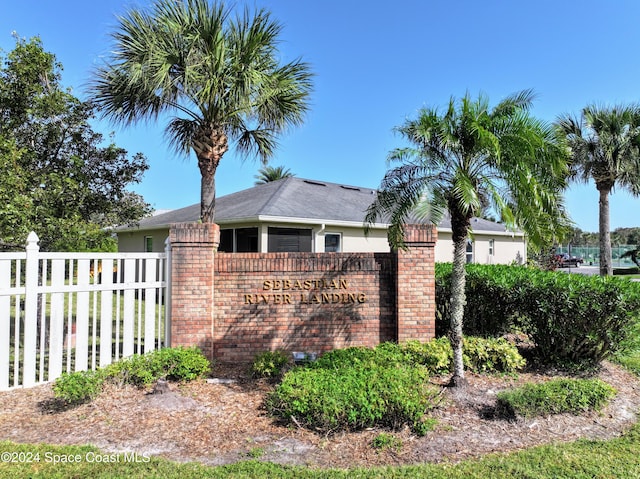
[
  {"left": 0, "top": 232, "right": 170, "bottom": 390},
  {"left": 556, "top": 244, "right": 639, "bottom": 267}
]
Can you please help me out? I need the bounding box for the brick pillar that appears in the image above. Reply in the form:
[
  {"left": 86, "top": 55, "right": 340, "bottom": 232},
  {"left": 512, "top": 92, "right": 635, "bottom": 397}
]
[
  {"left": 169, "top": 223, "right": 219, "bottom": 359},
  {"left": 395, "top": 224, "right": 437, "bottom": 343}
]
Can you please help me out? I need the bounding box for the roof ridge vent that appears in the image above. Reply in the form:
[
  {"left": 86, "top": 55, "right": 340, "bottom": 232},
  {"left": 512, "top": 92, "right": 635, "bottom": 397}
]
[
  {"left": 303, "top": 180, "right": 327, "bottom": 187},
  {"left": 340, "top": 185, "right": 361, "bottom": 191}
]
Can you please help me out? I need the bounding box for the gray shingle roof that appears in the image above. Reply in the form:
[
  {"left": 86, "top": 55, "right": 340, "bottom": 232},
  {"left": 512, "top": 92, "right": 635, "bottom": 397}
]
[{"left": 119, "top": 177, "right": 517, "bottom": 234}]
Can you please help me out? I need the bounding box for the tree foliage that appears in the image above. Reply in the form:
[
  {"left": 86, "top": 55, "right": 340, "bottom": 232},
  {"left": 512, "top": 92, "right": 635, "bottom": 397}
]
[
  {"left": 89, "top": 0, "right": 313, "bottom": 223},
  {"left": 254, "top": 165, "right": 294, "bottom": 185},
  {"left": 557, "top": 105, "right": 640, "bottom": 275},
  {"left": 366, "top": 90, "right": 570, "bottom": 386},
  {"left": 0, "top": 36, "right": 151, "bottom": 251}
]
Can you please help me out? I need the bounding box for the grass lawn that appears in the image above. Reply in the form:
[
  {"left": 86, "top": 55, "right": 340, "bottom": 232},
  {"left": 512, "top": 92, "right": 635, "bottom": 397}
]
[{"left": 1, "top": 422, "right": 640, "bottom": 478}]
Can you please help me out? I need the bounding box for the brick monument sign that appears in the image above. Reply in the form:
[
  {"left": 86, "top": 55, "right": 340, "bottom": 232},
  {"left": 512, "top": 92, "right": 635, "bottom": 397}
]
[{"left": 169, "top": 223, "right": 436, "bottom": 362}]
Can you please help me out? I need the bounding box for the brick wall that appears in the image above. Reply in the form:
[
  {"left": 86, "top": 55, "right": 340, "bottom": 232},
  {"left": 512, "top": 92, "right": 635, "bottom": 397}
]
[
  {"left": 213, "top": 253, "right": 396, "bottom": 361},
  {"left": 169, "top": 223, "right": 436, "bottom": 362}
]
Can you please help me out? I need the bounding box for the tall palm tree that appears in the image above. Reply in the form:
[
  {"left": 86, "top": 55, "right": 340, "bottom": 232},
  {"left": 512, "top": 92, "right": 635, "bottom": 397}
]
[
  {"left": 366, "top": 90, "right": 569, "bottom": 386},
  {"left": 254, "top": 165, "right": 294, "bottom": 185},
  {"left": 557, "top": 105, "right": 640, "bottom": 276},
  {"left": 90, "top": 0, "right": 313, "bottom": 223}
]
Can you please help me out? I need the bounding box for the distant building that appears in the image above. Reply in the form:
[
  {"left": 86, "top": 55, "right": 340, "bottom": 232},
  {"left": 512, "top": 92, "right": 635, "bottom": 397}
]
[{"left": 115, "top": 177, "right": 526, "bottom": 264}]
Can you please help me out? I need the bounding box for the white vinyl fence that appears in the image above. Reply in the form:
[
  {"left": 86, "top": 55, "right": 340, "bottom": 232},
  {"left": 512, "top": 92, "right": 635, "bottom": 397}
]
[{"left": 0, "top": 232, "right": 170, "bottom": 390}]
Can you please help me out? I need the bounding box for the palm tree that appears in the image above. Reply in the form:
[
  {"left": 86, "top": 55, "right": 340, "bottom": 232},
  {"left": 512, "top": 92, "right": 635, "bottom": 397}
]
[
  {"left": 557, "top": 105, "right": 640, "bottom": 276},
  {"left": 90, "top": 0, "right": 313, "bottom": 223},
  {"left": 365, "top": 90, "right": 569, "bottom": 386},
  {"left": 254, "top": 165, "right": 294, "bottom": 185}
]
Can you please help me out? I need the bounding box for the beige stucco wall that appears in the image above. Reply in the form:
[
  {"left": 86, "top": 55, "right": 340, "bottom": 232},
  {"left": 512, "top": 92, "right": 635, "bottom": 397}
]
[
  {"left": 116, "top": 224, "right": 525, "bottom": 264},
  {"left": 435, "top": 231, "right": 526, "bottom": 265},
  {"left": 324, "top": 227, "right": 390, "bottom": 253},
  {"left": 117, "top": 228, "right": 169, "bottom": 253}
]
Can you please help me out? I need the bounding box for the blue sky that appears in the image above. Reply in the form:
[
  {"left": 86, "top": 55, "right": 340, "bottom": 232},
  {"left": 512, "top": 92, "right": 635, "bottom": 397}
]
[{"left": 2, "top": 0, "right": 640, "bottom": 233}]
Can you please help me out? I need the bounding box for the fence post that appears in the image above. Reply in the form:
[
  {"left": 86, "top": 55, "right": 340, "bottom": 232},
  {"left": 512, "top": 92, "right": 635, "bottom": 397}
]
[
  {"left": 23, "top": 232, "right": 40, "bottom": 387},
  {"left": 164, "top": 236, "right": 172, "bottom": 348}
]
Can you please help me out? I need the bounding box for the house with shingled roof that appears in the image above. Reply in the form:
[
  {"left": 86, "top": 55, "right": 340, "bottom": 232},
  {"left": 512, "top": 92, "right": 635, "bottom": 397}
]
[{"left": 115, "top": 177, "right": 526, "bottom": 264}]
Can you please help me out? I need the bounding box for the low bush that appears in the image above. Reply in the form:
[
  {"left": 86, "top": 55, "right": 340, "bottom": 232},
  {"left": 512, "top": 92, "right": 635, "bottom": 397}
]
[
  {"left": 401, "top": 337, "right": 525, "bottom": 375},
  {"left": 309, "top": 343, "right": 407, "bottom": 371},
  {"left": 496, "top": 378, "right": 616, "bottom": 418},
  {"left": 462, "top": 336, "right": 526, "bottom": 374},
  {"left": 614, "top": 266, "right": 640, "bottom": 275},
  {"left": 52, "top": 369, "right": 105, "bottom": 404},
  {"left": 401, "top": 338, "right": 452, "bottom": 374},
  {"left": 106, "top": 346, "right": 211, "bottom": 386},
  {"left": 266, "top": 361, "right": 440, "bottom": 436},
  {"left": 53, "top": 347, "right": 210, "bottom": 404},
  {"left": 251, "top": 350, "right": 290, "bottom": 379},
  {"left": 310, "top": 338, "right": 524, "bottom": 376}
]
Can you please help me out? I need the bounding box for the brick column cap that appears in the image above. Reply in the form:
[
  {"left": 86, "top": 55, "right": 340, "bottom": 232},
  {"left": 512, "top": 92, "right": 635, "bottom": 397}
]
[
  {"left": 403, "top": 224, "right": 437, "bottom": 245},
  {"left": 170, "top": 222, "right": 220, "bottom": 247}
]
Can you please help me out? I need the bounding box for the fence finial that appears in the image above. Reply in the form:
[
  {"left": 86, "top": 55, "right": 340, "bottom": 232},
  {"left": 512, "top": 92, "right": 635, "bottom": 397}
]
[{"left": 26, "top": 231, "right": 39, "bottom": 249}]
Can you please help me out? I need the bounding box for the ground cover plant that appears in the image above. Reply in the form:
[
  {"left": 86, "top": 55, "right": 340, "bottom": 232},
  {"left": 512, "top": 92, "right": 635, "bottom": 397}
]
[
  {"left": 52, "top": 346, "right": 210, "bottom": 404},
  {"left": 496, "top": 378, "right": 617, "bottom": 418}
]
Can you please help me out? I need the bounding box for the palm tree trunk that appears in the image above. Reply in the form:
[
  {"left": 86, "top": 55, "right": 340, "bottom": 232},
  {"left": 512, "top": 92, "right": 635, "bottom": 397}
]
[
  {"left": 449, "top": 209, "right": 471, "bottom": 388},
  {"left": 200, "top": 168, "right": 216, "bottom": 223},
  {"left": 598, "top": 186, "right": 612, "bottom": 276},
  {"left": 195, "top": 127, "right": 228, "bottom": 223}
]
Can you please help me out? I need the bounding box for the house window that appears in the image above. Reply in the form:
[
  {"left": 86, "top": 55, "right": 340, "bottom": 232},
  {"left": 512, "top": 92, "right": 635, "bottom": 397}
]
[
  {"left": 236, "top": 228, "right": 258, "bottom": 252},
  {"left": 268, "top": 227, "right": 312, "bottom": 252},
  {"left": 218, "top": 228, "right": 258, "bottom": 252},
  {"left": 466, "top": 240, "right": 474, "bottom": 263},
  {"left": 219, "top": 229, "right": 234, "bottom": 252},
  {"left": 324, "top": 233, "right": 341, "bottom": 252},
  {"left": 144, "top": 236, "right": 153, "bottom": 252},
  {"left": 489, "top": 239, "right": 495, "bottom": 256}
]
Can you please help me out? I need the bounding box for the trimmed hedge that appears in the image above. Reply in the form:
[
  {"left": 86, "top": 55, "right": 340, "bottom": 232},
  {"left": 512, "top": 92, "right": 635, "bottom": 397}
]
[{"left": 436, "top": 263, "right": 640, "bottom": 364}]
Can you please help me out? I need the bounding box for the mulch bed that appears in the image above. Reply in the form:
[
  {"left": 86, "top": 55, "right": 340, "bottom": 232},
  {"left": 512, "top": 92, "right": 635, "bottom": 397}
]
[{"left": 0, "top": 361, "right": 639, "bottom": 469}]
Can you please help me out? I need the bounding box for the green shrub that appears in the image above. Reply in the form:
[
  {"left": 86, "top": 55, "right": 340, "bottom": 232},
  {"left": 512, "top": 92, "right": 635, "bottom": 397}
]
[
  {"left": 520, "top": 273, "right": 640, "bottom": 365},
  {"left": 109, "top": 346, "right": 210, "bottom": 386},
  {"left": 401, "top": 338, "right": 452, "bottom": 374},
  {"left": 463, "top": 336, "right": 526, "bottom": 374},
  {"left": 266, "top": 362, "right": 440, "bottom": 436},
  {"left": 614, "top": 267, "right": 640, "bottom": 275},
  {"left": 436, "top": 263, "right": 640, "bottom": 365},
  {"left": 309, "top": 343, "right": 406, "bottom": 370},
  {"left": 401, "top": 337, "right": 525, "bottom": 375},
  {"left": 53, "top": 347, "right": 210, "bottom": 404},
  {"left": 496, "top": 378, "right": 616, "bottom": 418},
  {"left": 436, "top": 263, "right": 526, "bottom": 337},
  {"left": 53, "top": 369, "right": 105, "bottom": 404},
  {"left": 251, "top": 350, "right": 290, "bottom": 378}
]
